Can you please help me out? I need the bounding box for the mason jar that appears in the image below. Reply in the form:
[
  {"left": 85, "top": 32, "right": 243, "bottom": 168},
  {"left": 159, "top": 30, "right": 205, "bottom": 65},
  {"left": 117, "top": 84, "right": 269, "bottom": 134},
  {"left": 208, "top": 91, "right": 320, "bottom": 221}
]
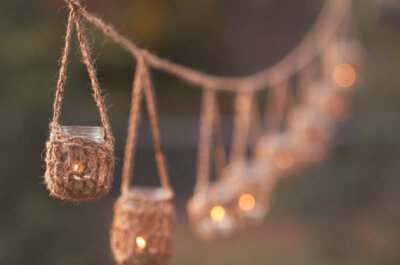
[{"left": 61, "top": 126, "right": 105, "bottom": 143}]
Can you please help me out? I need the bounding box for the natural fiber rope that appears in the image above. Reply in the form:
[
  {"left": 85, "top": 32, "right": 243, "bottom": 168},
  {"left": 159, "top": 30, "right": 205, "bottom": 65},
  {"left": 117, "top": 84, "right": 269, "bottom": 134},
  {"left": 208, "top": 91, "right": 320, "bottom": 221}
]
[
  {"left": 142, "top": 64, "right": 171, "bottom": 190},
  {"left": 264, "top": 74, "right": 294, "bottom": 131},
  {"left": 52, "top": 1, "right": 114, "bottom": 145},
  {"left": 195, "top": 89, "right": 216, "bottom": 194},
  {"left": 212, "top": 98, "right": 227, "bottom": 179},
  {"left": 121, "top": 58, "right": 171, "bottom": 193},
  {"left": 121, "top": 58, "right": 145, "bottom": 194},
  {"left": 63, "top": 0, "right": 351, "bottom": 92},
  {"left": 230, "top": 91, "right": 254, "bottom": 164}
]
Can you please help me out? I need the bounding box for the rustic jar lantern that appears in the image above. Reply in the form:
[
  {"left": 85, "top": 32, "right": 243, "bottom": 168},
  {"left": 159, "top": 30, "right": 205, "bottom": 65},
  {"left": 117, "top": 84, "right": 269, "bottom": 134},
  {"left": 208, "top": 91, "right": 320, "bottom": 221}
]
[
  {"left": 187, "top": 179, "right": 239, "bottom": 242},
  {"left": 304, "top": 82, "right": 348, "bottom": 119},
  {"left": 254, "top": 132, "right": 301, "bottom": 178},
  {"left": 111, "top": 59, "right": 175, "bottom": 265},
  {"left": 45, "top": 126, "right": 114, "bottom": 201},
  {"left": 223, "top": 162, "right": 277, "bottom": 227},
  {"left": 287, "top": 106, "right": 334, "bottom": 163},
  {"left": 288, "top": 106, "right": 333, "bottom": 144},
  {"left": 111, "top": 187, "right": 175, "bottom": 265},
  {"left": 44, "top": 10, "right": 115, "bottom": 201}
]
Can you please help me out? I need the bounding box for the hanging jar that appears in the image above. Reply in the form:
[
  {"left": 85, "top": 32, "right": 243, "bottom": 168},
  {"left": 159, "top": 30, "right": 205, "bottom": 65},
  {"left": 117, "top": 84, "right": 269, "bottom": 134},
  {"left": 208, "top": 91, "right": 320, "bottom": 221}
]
[
  {"left": 44, "top": 7, "right": 114, "bottom": 201},
  {"left": 287, "top": 106, "right": 334, "bottom": 163},
  {"left": 110, "top": 59, "right": 175, "bottom": 265},
  {"left": 187, "top": 178, "right": 239, "bottom": 242},
  {"left": 254, "top": 132, "right": 301, "bottom": 178},
  {"left": 303, "top": 81, "right": 348, "bottom": 119},
  {"left": 187, "top": 89, "right": 239, "bottom": 242},
  {"left": 223, "top": 162, "right": 277, "bottom": 227}
]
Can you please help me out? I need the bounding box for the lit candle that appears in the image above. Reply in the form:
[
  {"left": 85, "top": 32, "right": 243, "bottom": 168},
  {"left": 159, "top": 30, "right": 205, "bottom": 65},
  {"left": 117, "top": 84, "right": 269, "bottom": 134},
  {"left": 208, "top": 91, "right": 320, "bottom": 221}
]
[
  {"left": 333, "top": 63, "right": 356, "bottom": 88},
  {"left": 238, "top": 194, "right": 255, "bottom": 212},
  {"left": 136, "top": 235, "right": 147, "bottom": 250},
  {"left": 71, "top": 161, "right": 84, "bottom": 173},
  {"left": 210, "top": 205, "right": 226, "bottom": 222}
]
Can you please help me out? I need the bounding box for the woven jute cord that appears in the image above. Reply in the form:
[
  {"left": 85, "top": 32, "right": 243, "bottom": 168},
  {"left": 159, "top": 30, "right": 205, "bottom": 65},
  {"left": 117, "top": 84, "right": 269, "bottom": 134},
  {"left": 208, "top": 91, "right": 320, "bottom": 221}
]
[
  {"left": 44, "top": 2, "right": 115, "bottom": 201},
  {"left": 187, "top": 89, "right": 243, "bottom": 242},
  {"left": 111, "top": 58, "right": 174, "bottom": 265}
]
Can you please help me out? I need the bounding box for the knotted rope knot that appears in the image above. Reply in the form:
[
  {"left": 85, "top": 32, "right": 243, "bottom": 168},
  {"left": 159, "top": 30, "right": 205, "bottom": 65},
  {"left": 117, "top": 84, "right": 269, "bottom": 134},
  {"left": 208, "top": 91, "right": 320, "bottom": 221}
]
[{"left": 64, "top": 0, "right": 81, "bottom": 8}]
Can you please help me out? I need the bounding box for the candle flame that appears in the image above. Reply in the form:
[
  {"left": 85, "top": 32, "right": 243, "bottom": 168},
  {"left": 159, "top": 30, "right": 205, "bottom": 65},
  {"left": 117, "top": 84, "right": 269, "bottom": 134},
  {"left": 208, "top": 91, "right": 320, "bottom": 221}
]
[
  {"left": 333, "top": 63, "right": 356, "bottom": 88},
  {"left": 210, "top": 205, "right": 226, "bottom": 222},
  {"left": 239, "top": 194, "right": 255, "bottom": 212},
  {"left": 136, "top": 236, "right": 146, "bottom": 250},
  {"left": 71, "top": 162, "right": 84, "bottom": 173}
]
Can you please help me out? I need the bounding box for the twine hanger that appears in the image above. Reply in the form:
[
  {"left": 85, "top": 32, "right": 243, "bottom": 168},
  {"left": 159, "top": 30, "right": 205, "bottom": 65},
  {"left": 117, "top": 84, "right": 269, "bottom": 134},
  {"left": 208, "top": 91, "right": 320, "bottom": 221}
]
[
  {"left": 120, "top": 58, "right": 171, "bottom": 194},
  {"left": 51, "top": 1, "right": 114, "bottom": 145},
  {"left": 62, "top": 0, "right": 352, "bottom": 93},
  {"left": 264, "top": 72, "right": 295, "bottom": 132},
  {"left": 194, "top": 89, "right": 227, "bottom": 195}
]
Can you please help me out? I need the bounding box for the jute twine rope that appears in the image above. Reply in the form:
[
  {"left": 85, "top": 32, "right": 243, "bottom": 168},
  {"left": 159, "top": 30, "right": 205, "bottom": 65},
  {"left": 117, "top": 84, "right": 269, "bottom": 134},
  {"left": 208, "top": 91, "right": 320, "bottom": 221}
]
[
  {"left": 230, "top": 91, "right": 254, "bottom": 164},
  {"left": 120, "top": 58, "right": 171, "bottom": 194},
  {"left": 111, "top": 58, "right": 174, "bottom": 265},
  {"left": 62, "top": 0, "right": 351, "bottom": 92},
  {"left": 44, "top": 2, "right": 114, "bottom": 201}
]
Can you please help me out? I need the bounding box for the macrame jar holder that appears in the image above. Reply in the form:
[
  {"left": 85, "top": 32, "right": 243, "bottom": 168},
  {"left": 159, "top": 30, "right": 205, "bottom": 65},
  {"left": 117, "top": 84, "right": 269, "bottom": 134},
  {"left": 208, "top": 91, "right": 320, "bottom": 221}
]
[
  {"left": 110, "top": 59, "right": 175, "bottom": 265},
  {"left": 222, "top": 161, "right": 277, "bottom": 227},
  {"left": 304, "top": 81, "right": 348, "bottom": 119},
  {"left": 224, "top": 91, "right": 278, "bottom": 227},
  {"left": 287, "top": 105, "right": 334, "bottom": 163},
  {"left": 187, "top": 89, "right": 240, "bottom": 242},
  {"left": 255, "top": 78, "right": 301, "bottom": 178},
  {"left": 44, "top": 5, "right": 115, "bottom": 201}
]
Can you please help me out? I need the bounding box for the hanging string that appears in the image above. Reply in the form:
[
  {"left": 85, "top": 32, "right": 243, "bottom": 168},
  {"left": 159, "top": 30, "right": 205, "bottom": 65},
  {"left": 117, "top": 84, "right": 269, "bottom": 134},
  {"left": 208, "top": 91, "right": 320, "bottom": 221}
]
[
  {"left": 142, "top": 64, "right": 171, "bottom": 191},
  {"left": 51, "top": 5, "right": 76, "bottom": 130},
  {"left": 121, "top": 58, "right": 145, "bottom": 194},
  {"left": 195, "top": 89, "right": 217, "bottom": 195},
  {"left": 230, "top": 91, "right": 254, "bottom": 164},
  {"left": 212, "top": 98, "right": 227, "bottom": 179},
  {"left": 62, "top": 0, "right": 352, "bottom": 92},
  {"left": 264, "top": 75, "right": 292, "bottom": 131},
  {"left": 121, "top": 58, "right": 171, "bottom": 193},
  {"left": 51, "top": 1, "right": 114, "bottom": 145}
]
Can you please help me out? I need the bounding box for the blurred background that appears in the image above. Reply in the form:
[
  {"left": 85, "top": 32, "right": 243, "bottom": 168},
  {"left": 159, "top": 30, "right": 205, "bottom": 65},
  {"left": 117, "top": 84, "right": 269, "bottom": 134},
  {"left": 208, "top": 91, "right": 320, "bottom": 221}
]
[{"left": 1, "top": 0, "right": 400, "bottom": 264}]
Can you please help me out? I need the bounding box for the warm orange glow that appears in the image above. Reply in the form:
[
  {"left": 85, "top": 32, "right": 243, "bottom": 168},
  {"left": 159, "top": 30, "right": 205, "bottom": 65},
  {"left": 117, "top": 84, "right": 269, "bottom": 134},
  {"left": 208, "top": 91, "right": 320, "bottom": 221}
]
[
  {"left": 274, "top": 150, "right": 295, "bottom": 170},
  {"left": 136, "top": 236, "right": 147, "bottom": 249},
  {"left": 71, "top": 162, "right": 84, "bottom": 173},
  {"left": 239, "top": 194, "right": 256, "bottom": 212},
  {"left": 210, "top": 205, "right": 226, "bottom": 222},
  {"left": 333, "top": 63, "right": 356, "bottom": 88}
]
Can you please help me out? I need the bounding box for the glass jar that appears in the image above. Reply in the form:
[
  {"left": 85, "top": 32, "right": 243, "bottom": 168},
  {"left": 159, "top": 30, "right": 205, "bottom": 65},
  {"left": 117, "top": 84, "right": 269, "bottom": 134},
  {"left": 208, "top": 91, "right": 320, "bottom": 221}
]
[{"left": 61, "top": 126, "right": 105, "bottom": 143}]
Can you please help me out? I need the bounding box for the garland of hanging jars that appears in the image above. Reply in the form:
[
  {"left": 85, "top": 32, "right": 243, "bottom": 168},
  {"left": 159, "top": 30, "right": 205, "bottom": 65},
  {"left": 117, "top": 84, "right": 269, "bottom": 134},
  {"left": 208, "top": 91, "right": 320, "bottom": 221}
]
[{"left": 42, "top": 0, "right": 364, "bottom": 263}]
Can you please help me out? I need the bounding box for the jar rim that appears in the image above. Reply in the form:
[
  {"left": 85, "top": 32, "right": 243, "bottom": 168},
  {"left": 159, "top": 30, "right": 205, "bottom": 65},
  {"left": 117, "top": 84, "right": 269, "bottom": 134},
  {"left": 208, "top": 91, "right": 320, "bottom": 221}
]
[{"left": 126, "top": 186, "right": 174, "bottom": 201}]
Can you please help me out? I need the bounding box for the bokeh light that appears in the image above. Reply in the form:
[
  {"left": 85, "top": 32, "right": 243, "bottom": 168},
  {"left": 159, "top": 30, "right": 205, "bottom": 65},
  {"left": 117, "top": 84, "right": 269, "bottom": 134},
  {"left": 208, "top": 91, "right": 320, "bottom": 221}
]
[
  {"left": 333, "top": 63, "right": 357, "bottom": 88},
  {"left": 136, "top": 236, "right": 147, "bottom": 250},
  {"left": 239, "top": 194, "right": 256, "bottom": 212},
  {"left": 210, "top": 205, "right": 226, "bottom": 222}
]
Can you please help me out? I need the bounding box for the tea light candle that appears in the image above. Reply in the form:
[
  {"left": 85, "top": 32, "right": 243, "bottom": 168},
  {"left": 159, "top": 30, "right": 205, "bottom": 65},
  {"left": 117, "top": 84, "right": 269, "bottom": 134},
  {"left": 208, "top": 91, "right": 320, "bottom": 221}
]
[
  {"left": 333, "top": 63, "right": 356, "bottom": 88},
  {"left": 71, "top": 161, "right": 84, "bottom": 173},
  {"left": 210, "top": 205, "right": 226, "bottom": 222},
  {"left": 238, "top": 194, "right": 255, "bottom": 212},
  {"left": 136, "top": 235, "right": 147, "bottom": 250}
]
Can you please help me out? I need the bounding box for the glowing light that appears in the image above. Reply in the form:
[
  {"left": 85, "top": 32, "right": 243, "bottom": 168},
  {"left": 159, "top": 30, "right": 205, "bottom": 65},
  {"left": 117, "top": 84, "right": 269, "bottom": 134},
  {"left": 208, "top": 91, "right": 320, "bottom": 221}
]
[
  {"left": 71, "top": 162, "right": 84, "bottom": 173},
  {"left": 136, "top": 236, "right": 147, "bottom": 249},
  {"left": 239, "top": 194, "right": 255, "bottom": 212},
  {"left": 210, "top": 205, "right": 226, "bottom": 222},
  {"left": 274, "top": 150, "right": 295, "bottom": 170},
  {"left": 333, "top": 63, "right": 356, "bottom": 88}
]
